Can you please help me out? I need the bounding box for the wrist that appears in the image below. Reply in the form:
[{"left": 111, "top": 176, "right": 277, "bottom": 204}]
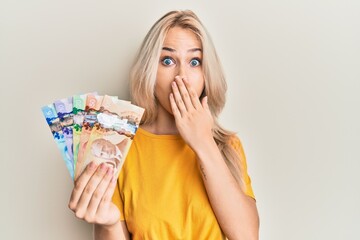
[
  {"left": 193, "top": 137, "right": 218, "bottom": 160},
  {"left": 94, "top": 220, "right": 124, "bottom": 240},
  {"left": 95, "top": 220, "right": 120, "bottom": 232}
]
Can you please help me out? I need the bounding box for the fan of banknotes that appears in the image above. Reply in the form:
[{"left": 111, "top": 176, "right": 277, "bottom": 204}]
[{"left": 41, "top": 93, "right": 145, "bottom": 180}]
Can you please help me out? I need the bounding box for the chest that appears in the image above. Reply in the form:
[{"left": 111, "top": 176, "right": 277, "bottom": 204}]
[{"left": 120, "top": 140, "right": 222, "bottom": 238}]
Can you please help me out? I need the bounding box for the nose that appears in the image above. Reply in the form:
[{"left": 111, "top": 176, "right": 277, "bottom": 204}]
[{"left": 176, "top": 63, "right": 187, "bottom": 79}]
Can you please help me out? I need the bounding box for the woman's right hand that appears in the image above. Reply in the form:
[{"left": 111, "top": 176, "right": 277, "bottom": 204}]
[{"left": 68, "top": 161, "right": 120, "bottom": 227}]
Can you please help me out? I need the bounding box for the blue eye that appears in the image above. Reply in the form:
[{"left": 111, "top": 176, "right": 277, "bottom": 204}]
[
  {"left": 162, "top": 57, "right": 174, "bottom": 66},
  {"left": 190, "top": 59, "right": 201, "bottom": 67}
]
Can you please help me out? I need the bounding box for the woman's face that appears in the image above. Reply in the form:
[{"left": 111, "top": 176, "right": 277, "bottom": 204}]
[{"left": 155, "top": 26, "right": 205, "bottom": 115}]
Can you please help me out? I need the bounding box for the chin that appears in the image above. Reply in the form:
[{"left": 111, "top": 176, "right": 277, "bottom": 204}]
[
  {"left": 158, "top": 102, "right": 175, "bottom": 117},
  {"left": 166, "top": 106, "right": 175, "bottom": 117}
]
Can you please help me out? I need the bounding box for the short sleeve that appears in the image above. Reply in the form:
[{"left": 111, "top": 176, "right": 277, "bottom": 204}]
[
  {"left": 112, "top": 179, "right": 125, "bottom": 221},
  {"left": 229, "top": 136, "right": 256, "bottom": 200}
]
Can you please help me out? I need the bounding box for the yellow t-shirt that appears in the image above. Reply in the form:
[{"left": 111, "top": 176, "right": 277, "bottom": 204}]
[{"left": 112, "top": 127, "right": 255, "bottom": 239}]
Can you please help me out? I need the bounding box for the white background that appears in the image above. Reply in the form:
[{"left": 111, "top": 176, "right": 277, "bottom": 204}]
[{"left": 1, "top": 0, "right": 359, "bottom": 239}]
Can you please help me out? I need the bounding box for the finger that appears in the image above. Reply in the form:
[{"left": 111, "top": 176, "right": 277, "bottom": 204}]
[
  {"left": 174, "top": 76, "right": 194, "bottom": 111},
  {"left": 182, "top": 77, "right": 203, "bottom": 109},
  {"left": 169, "top": 93, "right": 182, "bottom": 119},
  {"left": 99, "top": 174, "right": 118, "bottom": 209},
  {"left": 85, "top": 166, "right": 114, "bottom": 221},
  {"left": 95, "top": 176, "right": 119, "bottom": 225},
  {"left": 201, "top": 96, "right": 211, "bottom": 115},
  {"left": 69, "top": 161, "right": 98, "bottom": 211},
  {"left": 73, "top": 163, "right": 109, "bottom": 219},
  {"left": 171, "top": 81, "right": 187, "bottom": 116}
]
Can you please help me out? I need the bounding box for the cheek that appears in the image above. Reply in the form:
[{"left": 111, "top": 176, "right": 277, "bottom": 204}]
[
  {"left": 197, "top": 78, "right": 206, "bottom": 96},
  {"left": 191, "top": 75, "right": 205, "bottom": 97},
  {"left": 156, "top": 65, "right": 174, "bottom": 81},
  {"left": 155, "top": 69, "right": 173, "bottom": 96},
  {"left": 154, "top": 80, "right": 171, "bottom": 100},
  {"left": 186, "top": 68, "right": 205, "bottom": 94}
]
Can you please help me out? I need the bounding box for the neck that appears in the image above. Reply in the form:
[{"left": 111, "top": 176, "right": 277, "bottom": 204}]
[{"left": 141, "top": 105, "right": 179, "bottom": 135}]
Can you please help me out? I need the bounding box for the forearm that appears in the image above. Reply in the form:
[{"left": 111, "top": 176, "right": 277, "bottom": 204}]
[
  {"left": 195, "top": 139, "right": 259, "bottom": 240},
  {"left": 94, "top": 221, "right": 129, "bottom": 240}
]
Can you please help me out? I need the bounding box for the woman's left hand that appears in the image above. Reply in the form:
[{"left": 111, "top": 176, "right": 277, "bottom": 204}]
[{"left": 169, "top": 76, "right": 214, "bottom": 151}]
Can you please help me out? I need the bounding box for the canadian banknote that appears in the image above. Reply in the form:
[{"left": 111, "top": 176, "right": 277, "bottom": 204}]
[
  {"left": 72, "top": 93, "right": 89, "bottom": 172},
  {"left": 41, "top": 104, "right": 74, "bottom": 179},
  {"left": 54, "top": 97, "right": 74, "bottom": 165},
  {"left": 78, "top": 95, "right": 144, "bottom": 179},
  {"left": 42, "top": 93, "right": 144, "bottom": 181}
]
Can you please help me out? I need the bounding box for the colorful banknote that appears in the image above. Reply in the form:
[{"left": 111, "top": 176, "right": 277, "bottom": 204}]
[
  {"left": 78, "top": 95, "right": 144, "bottom": 179},
  {"left": 41, "top": 104, "right": 74, "bottom": 179},
  {"left": 42, "top": 93, "right": 144, "bottom": 181},
  {"left": 74, "top": 93, "right": 105, "bottom": 179},
  {"left": 54, "top": 97, "right": 74, "bottom": 165},
  {"left": 73, "top": 93, "right": 90, "bottom": 172}
]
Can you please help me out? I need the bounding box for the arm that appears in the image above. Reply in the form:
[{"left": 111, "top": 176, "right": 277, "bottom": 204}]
[
  {"left": 195, "top": 139, "right": 259, "bottom": 240},
  {"left": 170, "top": 76, "right": 259, "bottom": 239},
  {"left": 94, "top": 221, "right": 130, "bottom": 240}
]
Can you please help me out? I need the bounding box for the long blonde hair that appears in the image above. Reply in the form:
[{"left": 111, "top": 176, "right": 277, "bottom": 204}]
[{"left": 130, "top": 10, "right": 247, "bottom": 189}]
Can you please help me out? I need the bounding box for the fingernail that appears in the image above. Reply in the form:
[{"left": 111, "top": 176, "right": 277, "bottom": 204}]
[
  {"left": 107, "top": 166, "right": 113, "bottom": 176},
  {"left": 100, "top": 163, "right": 107, "bottom": 171}
]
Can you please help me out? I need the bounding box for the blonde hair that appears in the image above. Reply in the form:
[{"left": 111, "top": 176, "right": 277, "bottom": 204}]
[{"left": 130, "top": 10, "right": 247, "bottom": 189}]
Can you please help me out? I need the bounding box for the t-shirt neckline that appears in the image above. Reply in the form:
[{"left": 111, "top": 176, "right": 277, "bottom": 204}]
[{"left": 137, "top": 127, "right": 182, "bottom": 140}]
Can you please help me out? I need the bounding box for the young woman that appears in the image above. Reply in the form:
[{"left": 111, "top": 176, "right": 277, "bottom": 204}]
[{"left": 68, "top": 10, "right": 259, "bottom": 240}]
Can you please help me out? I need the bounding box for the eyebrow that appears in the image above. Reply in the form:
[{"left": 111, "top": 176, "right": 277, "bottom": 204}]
[{"left": 162, "top": 47, "right": 202, "bottom": 52}]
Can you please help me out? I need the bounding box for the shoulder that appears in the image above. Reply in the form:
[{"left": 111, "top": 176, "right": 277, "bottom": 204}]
[
  {"left": 228, "top": 135, "right": 256, "bottom": 199},
  {"left": 226, "top": 134, "right": 248, "bottom": 165},
  {"left": 228, "top": 134, "right": 244, "bottom": 152}
]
